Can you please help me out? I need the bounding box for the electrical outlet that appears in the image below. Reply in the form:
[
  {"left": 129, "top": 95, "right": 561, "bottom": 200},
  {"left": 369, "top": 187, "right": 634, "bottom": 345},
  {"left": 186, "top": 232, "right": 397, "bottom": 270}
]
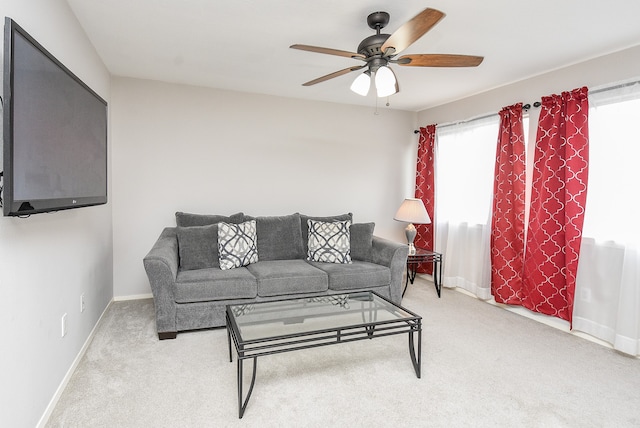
[
  {"left": 61, "top": 313, "right": 67, "bottom": 337},
  {"left": 80, "top": 293, "right": 85, "bottom": 313}
]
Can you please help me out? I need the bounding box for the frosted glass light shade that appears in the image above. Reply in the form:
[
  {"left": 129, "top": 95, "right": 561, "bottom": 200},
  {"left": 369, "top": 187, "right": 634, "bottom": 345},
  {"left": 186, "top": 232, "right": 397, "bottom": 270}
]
[
  {"left": 350, "top": 72, "right": 371, "bottom": 96},
  {"left": 375, "top": 66, "right": 398, "bottom": 97}
]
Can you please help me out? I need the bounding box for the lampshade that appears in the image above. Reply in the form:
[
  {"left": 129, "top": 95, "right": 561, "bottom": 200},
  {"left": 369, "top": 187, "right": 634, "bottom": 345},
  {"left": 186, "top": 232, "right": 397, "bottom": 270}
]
[
  {"left": 350, "top": 71, "right": 371, "bottom": 96},
  {"left": 375, "top": 66, "right": 398, "bottom": 97},
  {"left": 394, "top": 198, "right": 431, "bottom": 224}
]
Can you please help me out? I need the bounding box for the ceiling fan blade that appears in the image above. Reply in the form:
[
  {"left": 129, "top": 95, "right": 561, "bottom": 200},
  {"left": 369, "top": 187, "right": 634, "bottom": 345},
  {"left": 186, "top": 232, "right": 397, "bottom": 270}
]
[
  {"left": 381, "top": 8, "right": 445, "bottom": 56},
  {"left": 302, "top": 65, "right": 366, "bottom": 86},
  {"left": 396, "top": 54, "right": 484, "bottom": 67},
  {"left": 290, "top": 44, "right": 366, "bottom": 60}
]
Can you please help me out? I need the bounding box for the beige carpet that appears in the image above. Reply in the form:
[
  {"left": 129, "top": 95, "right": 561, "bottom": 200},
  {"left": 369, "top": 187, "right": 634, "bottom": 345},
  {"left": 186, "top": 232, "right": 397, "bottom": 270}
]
[{"left": 45, "top": 277, "right": 640, "bottom": 427}]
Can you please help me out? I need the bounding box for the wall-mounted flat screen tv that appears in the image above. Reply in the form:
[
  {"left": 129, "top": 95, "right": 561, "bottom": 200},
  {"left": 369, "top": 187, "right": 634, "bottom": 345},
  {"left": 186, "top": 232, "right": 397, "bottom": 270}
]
[{"left": 2, "top": 17, "right": 107, "bottom": 216}]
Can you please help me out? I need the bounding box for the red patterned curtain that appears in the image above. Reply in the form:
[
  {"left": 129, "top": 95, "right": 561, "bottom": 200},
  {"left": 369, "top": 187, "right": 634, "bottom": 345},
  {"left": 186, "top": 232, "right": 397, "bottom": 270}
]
[
  {"left": 414, "top": 125, "right": 436, "bottom": 273},
  {"left": 491, "top": 103, "right": 526, "bottom": 304},
  {"left": 522, "top": 87, "right": 589, "bottom": 324}
]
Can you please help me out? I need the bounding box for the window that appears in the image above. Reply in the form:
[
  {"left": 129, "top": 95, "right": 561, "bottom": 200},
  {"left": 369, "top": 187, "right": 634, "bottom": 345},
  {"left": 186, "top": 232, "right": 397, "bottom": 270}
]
[
  {"left": 583, "top": 85, "right": 640, "bottom": 244},
  {"left": 572, "top": 82, "right": 640, "bottom": 355},
  {"left": 435, "top": 115, "right": 500, "bottom": 225}
]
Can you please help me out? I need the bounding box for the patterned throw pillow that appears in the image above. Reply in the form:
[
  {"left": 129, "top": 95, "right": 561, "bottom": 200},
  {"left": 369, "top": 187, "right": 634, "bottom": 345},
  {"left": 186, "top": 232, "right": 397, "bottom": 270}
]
[
  {"left": 218, "top": 220, "right": 259, "bottom": 270},
  {"left": 307, "top": 219, "right": 352, "bottom": 264}
]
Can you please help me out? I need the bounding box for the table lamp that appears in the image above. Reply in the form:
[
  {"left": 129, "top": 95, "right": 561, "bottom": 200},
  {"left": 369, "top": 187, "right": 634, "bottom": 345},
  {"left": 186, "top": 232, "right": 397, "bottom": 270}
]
[{"left": 393, "top": 198, "right": 431, "bottom": 255}]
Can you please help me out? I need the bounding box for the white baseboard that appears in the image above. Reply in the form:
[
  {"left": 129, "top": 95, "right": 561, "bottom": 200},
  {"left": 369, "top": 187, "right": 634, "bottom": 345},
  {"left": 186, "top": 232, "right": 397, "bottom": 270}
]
[
  {"left": 113, "top": 293, "right": 153, "bottom": 301},
  {"left": 37, "top": 299, "right": 114, "bottom": 428}
]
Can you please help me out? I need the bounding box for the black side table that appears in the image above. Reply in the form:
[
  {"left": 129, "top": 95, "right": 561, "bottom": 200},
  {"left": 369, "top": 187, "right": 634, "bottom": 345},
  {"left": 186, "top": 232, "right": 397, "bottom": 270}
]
[{"left": 403, "top": 248, "right": 443, "bottom": 298}]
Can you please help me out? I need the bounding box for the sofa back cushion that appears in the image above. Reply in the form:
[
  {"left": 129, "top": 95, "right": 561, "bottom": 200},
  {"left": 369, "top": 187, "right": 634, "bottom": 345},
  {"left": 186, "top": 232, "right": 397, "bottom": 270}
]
[
  {"left": 176, "top": 224, "right": 220, "bottom": 270},
  {"left": 174, "top": 212, "right": 361, "bottom": 269},
  {"left": 175, "top": 211, "right": 244, "bottom": 227},
  {"left": 300, "top": 213, "right": 353, "bottom": 254},
  {"left": 350, "top": 222, "right": 375, "bottom": 262},
  {"left": 252, "top": 213, "right": 305, "bottom": 260}
]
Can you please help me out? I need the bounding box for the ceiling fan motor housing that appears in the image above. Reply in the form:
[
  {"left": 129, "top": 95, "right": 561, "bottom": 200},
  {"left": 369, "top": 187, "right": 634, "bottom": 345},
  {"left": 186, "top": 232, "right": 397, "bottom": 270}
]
[
  {"left": 358, "top": 11, "right": 393, "bottom": 72},
  {"left": 357, "top": 34, "right": 391, "bottom": 57}
]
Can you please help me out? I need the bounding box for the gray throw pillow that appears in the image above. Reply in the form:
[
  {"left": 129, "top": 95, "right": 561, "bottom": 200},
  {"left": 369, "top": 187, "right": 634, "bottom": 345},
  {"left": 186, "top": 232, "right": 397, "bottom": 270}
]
[
  {"left": 254, "top": 213, "right": 305, "bottom": 260},
  {"left": 175, "top": 211, "right": 244, "bottom": 227},
  {"left": 176, "top": 224, "right": 219, "bottom": 270},
  {"left": 300, "top": 213, "right": 353, "bottom": 253},
  {"left": 350, "top": 222, "right": 375, "bottom": 262}
]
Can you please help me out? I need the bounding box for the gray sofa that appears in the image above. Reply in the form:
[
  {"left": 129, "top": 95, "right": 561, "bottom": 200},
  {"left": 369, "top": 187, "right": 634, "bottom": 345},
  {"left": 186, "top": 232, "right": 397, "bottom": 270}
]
[{"left": 143, "top": 212, "right": 409, "bottom": 339}]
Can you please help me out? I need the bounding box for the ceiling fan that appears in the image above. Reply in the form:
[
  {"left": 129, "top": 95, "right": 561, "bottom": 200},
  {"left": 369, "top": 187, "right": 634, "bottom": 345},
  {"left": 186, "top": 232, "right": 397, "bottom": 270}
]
[{"left": 290, "top": 8, "right": 483, "bottom": 97}]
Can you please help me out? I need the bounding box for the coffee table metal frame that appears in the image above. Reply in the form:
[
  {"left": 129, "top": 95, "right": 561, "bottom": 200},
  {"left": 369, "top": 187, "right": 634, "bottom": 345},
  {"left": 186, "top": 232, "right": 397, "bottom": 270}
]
[{"left": 226, "top": 291, "right": 422, "bottom": 418}]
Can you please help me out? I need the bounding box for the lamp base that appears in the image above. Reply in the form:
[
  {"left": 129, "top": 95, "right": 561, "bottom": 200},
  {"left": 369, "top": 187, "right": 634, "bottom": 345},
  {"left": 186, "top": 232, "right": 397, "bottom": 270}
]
[{"left": 405, "top": 224, "right": 417, "bottom": 255}]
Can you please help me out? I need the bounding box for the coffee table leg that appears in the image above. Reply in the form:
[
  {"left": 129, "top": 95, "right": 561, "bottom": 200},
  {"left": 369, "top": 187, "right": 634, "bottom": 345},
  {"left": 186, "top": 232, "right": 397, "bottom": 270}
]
[
  {"left": 238, "top": 356, "right": 257, "bottom": 418},
  {"left": 227, "top": 325, "right": 232, "bottom": 363},
  {"left": 408, "top": 321, "right": 422, "bottom": 378}
]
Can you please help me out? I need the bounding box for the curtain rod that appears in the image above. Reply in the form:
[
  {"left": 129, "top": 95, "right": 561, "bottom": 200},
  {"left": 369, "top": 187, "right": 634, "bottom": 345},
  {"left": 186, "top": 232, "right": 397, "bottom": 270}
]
[
  {"left": 589, "top": 79, "right": 640, "bottom": 95},
  {"left": 414, "top": 101, "right": 540, "bottom": 134},
  {"left": 414, "top": 79, "right": 640, "bottom": 134},
  {"left": 414, "top": 112, "right": 496, "bottom": 134}
]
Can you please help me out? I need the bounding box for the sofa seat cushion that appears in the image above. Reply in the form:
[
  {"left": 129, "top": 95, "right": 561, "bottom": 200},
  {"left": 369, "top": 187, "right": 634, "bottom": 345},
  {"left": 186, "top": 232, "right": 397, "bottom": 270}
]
[
  {"left": 175, "top": 267, "right": 257, "bottom": 303},
  {"left": 246, "top": 260, "right": 328, "bottom": 297},
  {"left": 307, "top": 260, "right": 390, "bottom": 291}
]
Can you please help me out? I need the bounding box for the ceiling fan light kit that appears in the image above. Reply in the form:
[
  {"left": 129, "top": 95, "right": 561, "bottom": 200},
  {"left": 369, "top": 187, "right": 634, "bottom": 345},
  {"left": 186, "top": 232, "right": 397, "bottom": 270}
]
[
  {"left": 349, "top": 66, "right": 398, "bottom": 98},
  {"left": 290, "top": 8, "right": 484, "bottom": 99}
]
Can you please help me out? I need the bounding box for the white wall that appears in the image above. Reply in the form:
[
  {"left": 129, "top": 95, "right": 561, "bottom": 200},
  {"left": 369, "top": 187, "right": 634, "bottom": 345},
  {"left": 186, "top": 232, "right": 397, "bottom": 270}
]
[
  {"left": 418, "top": 45, "right": 640, "bottom": 124},
  {"left": 0, "top": 1, "right": 112, "bottom": 427},
  {"left": 111, "top": 77, "right": 417, "bottom": 297}
]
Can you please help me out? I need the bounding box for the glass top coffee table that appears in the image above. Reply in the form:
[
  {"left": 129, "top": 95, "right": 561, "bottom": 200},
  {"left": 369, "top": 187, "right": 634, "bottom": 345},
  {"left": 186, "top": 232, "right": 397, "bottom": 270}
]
[{"left": 226, "top": 291, "right": 422, "bottom": 418}]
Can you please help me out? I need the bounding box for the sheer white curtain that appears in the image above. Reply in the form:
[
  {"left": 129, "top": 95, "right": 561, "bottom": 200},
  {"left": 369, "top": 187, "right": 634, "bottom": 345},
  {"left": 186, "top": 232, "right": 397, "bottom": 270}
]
[
  {"left": 573, "top": 82, "right": 640, "bottom": 356},
  {"left": 435, "top": 115, "right": 499, "bottom": 299}
]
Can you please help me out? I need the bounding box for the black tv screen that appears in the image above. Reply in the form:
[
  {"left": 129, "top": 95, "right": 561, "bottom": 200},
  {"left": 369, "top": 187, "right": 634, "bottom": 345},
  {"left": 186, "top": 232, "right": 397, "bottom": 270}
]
[{"left": 2, "top": 17, "right": 107, "bottom": 216}]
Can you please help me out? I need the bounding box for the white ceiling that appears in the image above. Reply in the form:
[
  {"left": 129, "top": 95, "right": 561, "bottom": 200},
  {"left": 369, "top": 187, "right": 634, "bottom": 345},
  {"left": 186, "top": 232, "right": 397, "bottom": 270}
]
[{"left": 66, "top": 0, "right": 640, "bottom": 112}]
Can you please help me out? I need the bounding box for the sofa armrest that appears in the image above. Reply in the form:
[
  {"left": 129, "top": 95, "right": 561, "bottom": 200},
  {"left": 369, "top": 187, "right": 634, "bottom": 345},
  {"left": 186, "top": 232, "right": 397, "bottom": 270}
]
[
  {"left": 371, "top": 236, "right": 409, "bottom": 304},
  {"left": 143, "top": 227, "right": 179, "bottom": 338}
]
